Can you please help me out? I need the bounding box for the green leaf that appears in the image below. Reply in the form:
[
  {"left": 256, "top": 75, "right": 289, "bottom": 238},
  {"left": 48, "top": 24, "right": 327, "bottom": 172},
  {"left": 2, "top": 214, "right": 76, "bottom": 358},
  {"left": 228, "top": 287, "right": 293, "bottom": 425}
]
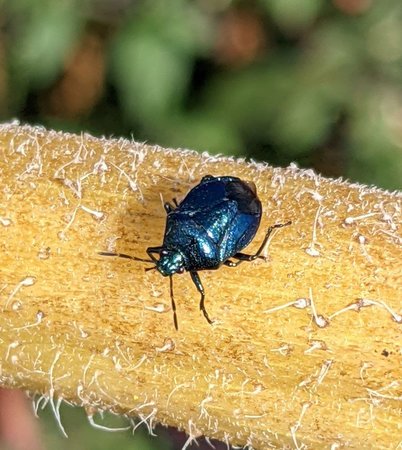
[
  {"left": 263, "top": 0, "right": 324, "bottom": 32},
  {"left": 110, "top": 26, "right": 191, "bottom": 123},
  {"left": 10, "top": 1, "right": 83, "bottom": 86},
  {"left": 109, "top": 0, "right": 211, "bottom": 124}
]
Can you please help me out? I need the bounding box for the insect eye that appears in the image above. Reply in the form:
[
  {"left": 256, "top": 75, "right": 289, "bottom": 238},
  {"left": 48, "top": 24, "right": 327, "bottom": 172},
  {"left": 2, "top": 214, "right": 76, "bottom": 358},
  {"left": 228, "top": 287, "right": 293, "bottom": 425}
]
[
  {"left": 178, "top": 267, "right": 185, "bottom": 274},
  {"left": 161, "top": 249, "right": 168, "bottom": 256}
]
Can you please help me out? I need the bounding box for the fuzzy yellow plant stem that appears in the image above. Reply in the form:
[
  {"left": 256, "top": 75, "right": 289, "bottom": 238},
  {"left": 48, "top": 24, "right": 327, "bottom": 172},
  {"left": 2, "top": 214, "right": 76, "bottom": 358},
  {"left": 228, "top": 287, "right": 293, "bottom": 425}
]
[{"left": 0, "top": 122, "right": 401, "bottom": 449}]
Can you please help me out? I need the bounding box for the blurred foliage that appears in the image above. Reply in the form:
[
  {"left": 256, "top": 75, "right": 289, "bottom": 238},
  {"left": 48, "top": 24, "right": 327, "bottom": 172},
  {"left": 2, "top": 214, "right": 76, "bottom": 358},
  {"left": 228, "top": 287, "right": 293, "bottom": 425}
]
[
  {"left": 38, "top": 403, "right": 172, "bottom": 450},
  {"left": 0, "top": 1, "right": 401, "bottom": 448},
  {"left": 2, "top": 0, "right": 402, "bottom": 190}
]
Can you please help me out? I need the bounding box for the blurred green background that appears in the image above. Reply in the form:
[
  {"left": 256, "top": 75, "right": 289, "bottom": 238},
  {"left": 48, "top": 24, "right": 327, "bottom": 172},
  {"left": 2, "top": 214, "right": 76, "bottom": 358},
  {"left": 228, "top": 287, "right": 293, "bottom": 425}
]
[
  {"left": 1, "top": 0, "right": 401, "bottom": 448},
  {"left": 2, "top": 0, "right": 402, "bottom": 190}
]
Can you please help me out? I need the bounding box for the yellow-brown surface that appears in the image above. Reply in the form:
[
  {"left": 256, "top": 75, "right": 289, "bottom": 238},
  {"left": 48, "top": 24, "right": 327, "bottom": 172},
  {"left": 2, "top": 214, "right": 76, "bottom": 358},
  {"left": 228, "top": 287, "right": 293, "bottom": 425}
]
[{"left": 0, "top": 122, "right": 401, "bottom": 448}]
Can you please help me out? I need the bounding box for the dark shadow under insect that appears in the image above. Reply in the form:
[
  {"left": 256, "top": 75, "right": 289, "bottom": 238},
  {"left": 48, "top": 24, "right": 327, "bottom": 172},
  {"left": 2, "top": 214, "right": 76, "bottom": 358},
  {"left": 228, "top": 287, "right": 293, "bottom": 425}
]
[{"left": 100, "top": 175, "right": 291, "bottom": 330}]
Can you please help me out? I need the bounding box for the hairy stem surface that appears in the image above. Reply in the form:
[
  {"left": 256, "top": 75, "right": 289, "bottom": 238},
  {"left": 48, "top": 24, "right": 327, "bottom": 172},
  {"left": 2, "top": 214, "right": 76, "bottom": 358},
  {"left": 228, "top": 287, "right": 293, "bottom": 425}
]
[{"left": 0, "top": 123, "right": 401, "bottom": 449}]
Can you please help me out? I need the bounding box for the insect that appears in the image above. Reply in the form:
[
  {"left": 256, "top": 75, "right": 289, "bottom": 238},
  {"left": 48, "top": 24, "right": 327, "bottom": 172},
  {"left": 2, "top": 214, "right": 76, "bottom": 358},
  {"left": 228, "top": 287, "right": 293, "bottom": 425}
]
[{"left": 100, "top": 175, "right": 291, "bottom": 330}]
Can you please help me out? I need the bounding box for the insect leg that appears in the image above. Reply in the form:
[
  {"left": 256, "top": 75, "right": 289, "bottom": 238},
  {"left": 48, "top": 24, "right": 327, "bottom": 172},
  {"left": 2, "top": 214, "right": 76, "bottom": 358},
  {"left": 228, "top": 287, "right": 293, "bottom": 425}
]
[
  {"left": 146, "top": 246, "right": 163, "bottom": 263},
  {"left": 232, "top": 221, "right": 292, "bottom": 264},
  {"left": 164, "top": 202, "right": 175, "bottom": 213},
  {"left": 190, "top": 272, "right": 213, "bottom": 325},
  {"left": 169, "top": 275, "right": 178, "bottom": 330},
  {"left": 164, "top": 198, "right": 179, "bottom": 213},
  {"left": 224, "top": 259, "right": 242, "bottom": 267}
]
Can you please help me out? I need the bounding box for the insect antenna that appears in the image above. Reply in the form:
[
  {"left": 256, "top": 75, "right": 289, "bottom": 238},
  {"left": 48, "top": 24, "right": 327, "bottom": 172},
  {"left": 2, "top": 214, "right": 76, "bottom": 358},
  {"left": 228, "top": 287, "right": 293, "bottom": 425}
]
[
  {"left": 145, "top": 266, "right": 157, "bottom": 272},
  {"left": 98, "top": 252, "right": 153, "bottom": 264}
]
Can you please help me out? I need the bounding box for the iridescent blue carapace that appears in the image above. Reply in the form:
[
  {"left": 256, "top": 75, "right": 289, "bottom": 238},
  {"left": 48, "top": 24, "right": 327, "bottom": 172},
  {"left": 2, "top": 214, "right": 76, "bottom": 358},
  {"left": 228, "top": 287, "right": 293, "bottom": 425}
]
[{"left": 100, "top": 175, "right": 291, "bottom": 330}]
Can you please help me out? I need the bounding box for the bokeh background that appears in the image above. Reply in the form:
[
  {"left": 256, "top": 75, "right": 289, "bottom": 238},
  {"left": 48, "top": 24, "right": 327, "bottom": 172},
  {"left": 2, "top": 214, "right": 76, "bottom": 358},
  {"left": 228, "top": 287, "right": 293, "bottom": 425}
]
[
  {"left": 2, "top": 0, "right": 402, "bottom": 190},
  {"left": 1, "top": 0, "right": 401, "bottom": 449}
]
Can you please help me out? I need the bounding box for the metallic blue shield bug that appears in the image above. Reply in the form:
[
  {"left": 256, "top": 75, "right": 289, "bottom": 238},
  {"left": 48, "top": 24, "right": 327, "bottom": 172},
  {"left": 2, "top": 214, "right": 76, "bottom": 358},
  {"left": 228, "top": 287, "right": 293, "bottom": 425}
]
[{"left": 100, "top": 175, "right": 290, "bottom": 330}]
